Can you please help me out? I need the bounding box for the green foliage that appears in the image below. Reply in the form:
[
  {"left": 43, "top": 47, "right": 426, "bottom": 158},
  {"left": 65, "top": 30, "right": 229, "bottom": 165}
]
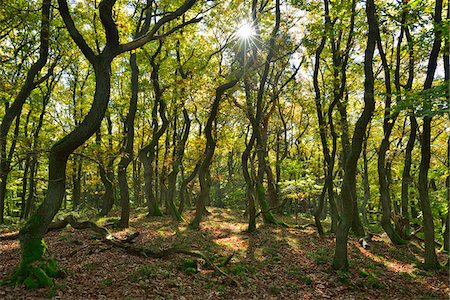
[
  {"left": 268, "top": 283, "right": 281, "bottom": 295},
  {"left": 23, "top": 277, "right": 39, "bottom": 289},
  {"left": 100, "top": 278, "right": 113, "bottom": 287},
  {"left": 178, "top": 258, "right": 198, "bottom": 275},
  {"left": 130, "top": 265, "right": 159, "bottom": 282},
  {"left": 309, "top": 247, "right": 331, "bottom": 265}
]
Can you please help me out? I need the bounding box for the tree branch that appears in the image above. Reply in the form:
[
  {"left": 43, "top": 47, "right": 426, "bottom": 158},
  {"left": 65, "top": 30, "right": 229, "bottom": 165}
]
[
  {"left": 57, "top": 0, "right": 97, "bottom": 63},
  {"left": 118, "top": 0, "right": 199, "bottom": 54}
]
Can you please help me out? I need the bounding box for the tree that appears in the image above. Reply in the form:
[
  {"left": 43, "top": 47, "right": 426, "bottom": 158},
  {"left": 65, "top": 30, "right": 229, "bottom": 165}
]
[
  {"left": 12, "top": 0, "right": 199, "bottom": 287},
  {"left": 0, "top": 0, "right": 51, "bottom": 224},
  {"left": 417, "top": 0, "right": 443, "bottom": 270},
  {"left": 332, "top": 0, "right": 376, "bottom": 270}
]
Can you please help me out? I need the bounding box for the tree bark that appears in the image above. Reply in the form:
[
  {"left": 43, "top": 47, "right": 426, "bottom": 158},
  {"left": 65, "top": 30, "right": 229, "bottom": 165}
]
[
  {"left": 139, "top": 41, "right": 167, "bottom": 217},
  {"left": 118, "top": 49, "right": 139, "bottom": 228},
  {"left": 16, "top": 0, "right": 198, "bottom": 285},
  {"left": 333, "top": 0, "right": 376, "bottom": 270},
  {"left": 0, "top": 0, "right": 50, "bottom": 223},
  {"left": 361, "top": 134, "right": 370, "bottom": 225},
  {"left": 167, "top": 109, "right": 190, "bottom": 221},
  {"left": 417, "top": 0, "right": 442, "bottom": 270},
  {"left": 376, "top": 9, "right": 405, "bottom": 245}
]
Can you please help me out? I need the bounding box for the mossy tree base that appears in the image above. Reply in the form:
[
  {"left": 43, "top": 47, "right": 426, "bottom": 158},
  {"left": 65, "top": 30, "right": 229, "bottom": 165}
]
[
  {"left": 4, "top": 239, "right": 64, "bottom": 289},
  {"left": 147, "top": 204, "right": 163, "bottom": 217}
]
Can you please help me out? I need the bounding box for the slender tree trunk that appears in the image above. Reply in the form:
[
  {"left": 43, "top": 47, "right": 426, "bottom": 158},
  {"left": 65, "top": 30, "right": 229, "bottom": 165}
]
[
  {"left": 443, "top": 8, "right": 449, "bottom": 254},
  {"left": 139, "top": 42, "right": 167, "bottom": 217},
  {"left": 133, "top": 159, "right": 142, "bottom": 206},
  {"left": 361, "top": 135, "right": 370, "bottom": 225},
  {"left": 417, "top": 0, "right": 442, "bottom": 270},
  {"left": 72, "top": 158, "right": 82, "bottom": 209},
  {"left": 178, "top": 161, "right": 199, "bottom": 214},
  {"left": 243, "top": 132, "right": 257, "bottom": 232},
  {"left": 0, "top": 0, "right": 51, "bottom": 224},
  {"left": 190, "top": 77, "right": 242, "bottom": 229},
  {"left": 376, "top": 22, "right": 405, "bottom": 244},
  {"left": 167, "top": 109, "right": 190, "bottom": 221},
  {"left": 333, "top": 0, "right": 376, "bottom": 270},
  {"left": 118, "top": 50, "right": 139, "bottom": 228}
]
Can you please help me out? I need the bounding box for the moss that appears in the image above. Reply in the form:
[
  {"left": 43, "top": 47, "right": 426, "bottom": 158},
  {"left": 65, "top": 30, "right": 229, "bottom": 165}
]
[
  {"left": 32, "top": 266, "right": 53, "bottom": 287},
  {"left": 149, "top": 203, "right": 163, "bottom": 217},
  {"left": 43, "top": 259, "right": 59, "bottom": 277},
  {"left": 6, "top": 239, "right": 63, "bottom": 289},
  {"left": 23, "top": 277, "right": 39, "bottom": 289},
  {"left": 180, "top": 258, "right": 197, "bottom": 270},
  {"left": 22, "top": 239, "right": 48, "bottom": 265},
  {"left": 256, "top": 184, "right": 279, "bottom": 225},
  {"left": 184, "top": 267, "right": 197, "bottom": 275}
]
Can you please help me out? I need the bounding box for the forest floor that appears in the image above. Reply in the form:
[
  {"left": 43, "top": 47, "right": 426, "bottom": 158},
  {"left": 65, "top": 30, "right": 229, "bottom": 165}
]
[{"left": 0, "top": 207, "right": 449, "bottom": 299}]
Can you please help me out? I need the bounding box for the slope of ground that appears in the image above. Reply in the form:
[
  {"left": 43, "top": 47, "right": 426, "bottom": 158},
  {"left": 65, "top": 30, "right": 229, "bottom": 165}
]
[{"left": 0, "top": 208, "right": 449, "bottom": 299}]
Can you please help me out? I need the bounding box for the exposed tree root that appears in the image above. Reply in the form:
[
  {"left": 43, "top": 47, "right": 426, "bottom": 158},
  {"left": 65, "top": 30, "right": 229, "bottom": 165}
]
[{"left": 1, "top": 215, "right": 239, "bottom": 287}]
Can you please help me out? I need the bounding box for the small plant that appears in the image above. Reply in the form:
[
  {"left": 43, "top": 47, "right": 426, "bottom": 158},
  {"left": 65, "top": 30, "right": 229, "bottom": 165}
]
[
  {"left": 130, "top": 265, "right": 158, "bottom": 282},
  {"left": 309, "top": 248, "right": 330, "bottom": 265},
  {"left": 178, "top": 258, "right": 198, "bottom": 275},
  {"left": 336, "top": 270, "right": 351, "bottom": 284},
  {"left": 268, "top": 283, "right": 281, "bottom": 295},
  {"left": 82, "top": 262, "right": 99, "bottom": 271},
  {"left": 101, "top": 278, "right": 113, "bottom": 287},
  {"left": 230, "top": 263, "right": 246, "bottom": 276},
  {"left": 300, "top": 275, "right": 314, "bottom": 285},
  {"left": 359, "top": 268, "right": 370, "bottom": 277},
  {"left": 285, "top": 281, "right": 298, "bottom": 289}
]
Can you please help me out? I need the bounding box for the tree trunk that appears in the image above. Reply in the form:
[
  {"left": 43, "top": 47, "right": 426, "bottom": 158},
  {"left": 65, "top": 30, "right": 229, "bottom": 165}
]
[
  {"left": 0, "top": 0, "right": 51, "bottom": 224},
  {"left": 19, "top": 57, "right": 112, "bottom": 278},
  {"left": 133, "top": 160, "right": 142, "bottom": 206},
  {"left": 72, "top": 158, "right": 82, "bottom": 209},
  {"left": 118, "top": 50, "right": 139, "bottom": 228},
  {"left": 178, "top": 161, "right": 199, "bottom": 214},
  {"left": 243, "top": 132, "right": 257, "bottom": 232},
  {"left": 361, "top": 135, "right": 370, "bottom": 225},
  {"left": 417, "top": 0, "right": 442, "bottom": 270},
  {"left": 139, "top": 41, "right": 167, "bottom": 217},
  {"left": 167, "top": 109, "right": 190, "bottom": 221},
  {"left": 190, "top": 77, "right": 241, "bottom": 229},
  {"left": 443, "top": 9, "right": 449, "bottom": 254},
  {"left": 333, "top": 0, "right": 376, "bottom": 270}
]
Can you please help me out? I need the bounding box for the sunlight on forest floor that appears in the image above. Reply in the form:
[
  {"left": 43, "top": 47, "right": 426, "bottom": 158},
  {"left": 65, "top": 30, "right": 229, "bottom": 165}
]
[{"left": 0, "top": 208, "right": 448, "bottom": 299}]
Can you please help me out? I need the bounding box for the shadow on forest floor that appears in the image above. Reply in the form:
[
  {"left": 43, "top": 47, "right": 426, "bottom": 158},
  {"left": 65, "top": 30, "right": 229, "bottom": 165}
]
[{"left": 0, "top": 207, "right": 448, "bottom": 299}]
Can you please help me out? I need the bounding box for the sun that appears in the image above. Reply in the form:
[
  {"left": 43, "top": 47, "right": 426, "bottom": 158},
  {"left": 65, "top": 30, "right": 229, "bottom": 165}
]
[{"left": 236, "top": 21, "right": 256, "bottom": 40}]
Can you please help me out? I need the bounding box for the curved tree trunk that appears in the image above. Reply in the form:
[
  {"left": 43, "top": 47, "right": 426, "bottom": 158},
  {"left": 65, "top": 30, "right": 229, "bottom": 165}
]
[
  {"left": 167, "top": 109, "right": 190, "bottom": 221},
  {"left": 190, "top": 77, "right": 241, "bottom": 229},
  {"left": 399, "top": 13, "right": 416, "bottom": 237},
  {"left": 0, "top": 0, "right": 50, "bottom": 223},
  {"left": 417, "top": 0, "right": 442, "bottom": 270},
  {"left": 118, "top": 51, "right": 139, "bottom": 228},
  {"left": 243, "top": 132, "right": 257, "bottom": 232},
  {"left": 139, "top": 41, "right": 167, "bottom": 217},
  {"left": 333, "top": 0, "right": 376, "bottom": 270},
  {"left": 376, "top": 19, "right": 405, "bottom": 245},
  {"left": 312, "top": 34, "right": 328, "bottom": 235},
  {"left": 19, "top": 57, "right": 112, "bottom": 276}
]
